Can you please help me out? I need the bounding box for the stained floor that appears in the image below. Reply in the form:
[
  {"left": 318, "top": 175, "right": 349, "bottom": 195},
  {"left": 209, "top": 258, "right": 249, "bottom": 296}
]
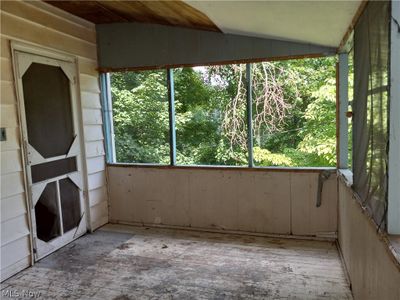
[{"left": 2, "top": 224, "right": 353, "bottom": 299}]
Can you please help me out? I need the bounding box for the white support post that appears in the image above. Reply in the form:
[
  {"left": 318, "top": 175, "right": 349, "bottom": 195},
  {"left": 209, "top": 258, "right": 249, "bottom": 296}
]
[
  {"left": 338, "top": 53, "right": 349, "bottom": 169},
  {"left": 246, "top": 63, "right": 254, "bottom": 168},
  {"left": 388, "top": 0, "right": 400, "bottom": 235},
  {"left": 100, "top": 73, "right": 116, "bottom": 163}
]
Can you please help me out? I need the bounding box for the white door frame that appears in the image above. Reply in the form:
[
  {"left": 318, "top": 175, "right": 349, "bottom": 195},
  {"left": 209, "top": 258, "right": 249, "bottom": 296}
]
[{"left": 11, "top": 41, "right": 90, "bottom": 261}]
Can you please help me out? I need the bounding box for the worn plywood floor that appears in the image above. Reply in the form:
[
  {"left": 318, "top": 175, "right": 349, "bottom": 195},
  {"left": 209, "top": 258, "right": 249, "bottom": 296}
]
[{"left": 2, "top": 224, "right": 352, "bottom": 299}]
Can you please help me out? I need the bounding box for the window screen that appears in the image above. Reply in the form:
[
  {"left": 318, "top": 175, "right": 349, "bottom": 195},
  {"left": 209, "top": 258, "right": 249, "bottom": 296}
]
[
  {"left": 110, "top": 70, "right": 170, "bottom": 164},
  {"left": 353, "top": 1, "right": 390, "bottom": 228}
]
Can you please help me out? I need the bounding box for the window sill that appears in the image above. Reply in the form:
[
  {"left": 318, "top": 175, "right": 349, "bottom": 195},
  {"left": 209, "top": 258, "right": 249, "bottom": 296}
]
[
  {"left": 338, "top": 168, "right": 353, "bottom": 187},
  {"left": 107, "top": 162, "right": 337, "bottom": 173},
  {"left": 388, "top": 235, "right": 400, "bottom": 268}
]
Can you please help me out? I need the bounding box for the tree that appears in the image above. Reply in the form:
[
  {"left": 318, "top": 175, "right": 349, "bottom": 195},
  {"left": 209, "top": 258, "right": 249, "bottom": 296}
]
[
  {"left": 110, "top": 57, "right": 338, "bottom": 167},
  {"left": 111, "top": 71, "right": 170, "bottom": 163}
]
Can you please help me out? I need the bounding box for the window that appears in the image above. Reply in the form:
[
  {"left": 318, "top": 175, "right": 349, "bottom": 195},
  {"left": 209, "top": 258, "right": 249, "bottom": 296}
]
[
  {"left": 352, "top": 0, "right": 389, "bottom": 228},
  {"left": 110, "top": 70, "right": 170, "bottom": 164},
  {"left": 106, "top": 57, "right": 337, "bottom": 168},
  {"left": 251, "top": 58, "right": 337, "bottom": 167},
  {"left": 174, "top": 65, "right": 247, "bottom": 166}
]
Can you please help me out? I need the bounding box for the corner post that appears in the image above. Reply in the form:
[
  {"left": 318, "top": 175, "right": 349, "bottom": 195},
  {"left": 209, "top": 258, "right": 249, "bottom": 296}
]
[
  {"left": 388, "top": 0, "right": 400, "bottom": 234},
  {"left": 338, "top": 53, "right": 349, "bottom": 169},
  {"left": 100, "top": 73, "right": 116, "bottom": 163}
]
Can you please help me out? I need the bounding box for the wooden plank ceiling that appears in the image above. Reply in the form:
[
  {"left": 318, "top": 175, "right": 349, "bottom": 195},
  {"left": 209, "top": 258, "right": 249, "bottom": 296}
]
[{"left": 45, "top": 0, "right": 220, "bottom": 32}]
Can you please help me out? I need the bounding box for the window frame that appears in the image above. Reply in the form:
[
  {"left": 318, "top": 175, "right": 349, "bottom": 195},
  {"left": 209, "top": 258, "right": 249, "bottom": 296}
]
[{"left": 102, "top": 61, "right": 340, "bottom": 171}]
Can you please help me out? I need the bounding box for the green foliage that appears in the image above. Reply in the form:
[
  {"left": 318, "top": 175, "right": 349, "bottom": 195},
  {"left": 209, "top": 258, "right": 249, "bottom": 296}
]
[
  {"left": 111, "top": 71, "right": 170, "bottom": 163},
  {"left": 297, "top": 78, "right": 337, "bottom": 166},
  {"left": 253, "top": 147, "right": 293, "bottom": 166},
  {"left": 110, "top": 57, "right": 338, "bottom": 167}
]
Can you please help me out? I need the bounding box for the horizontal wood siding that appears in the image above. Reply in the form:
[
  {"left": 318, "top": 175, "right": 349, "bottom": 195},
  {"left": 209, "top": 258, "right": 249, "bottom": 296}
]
[{"left": 0, "top": 0, "right": 108, "bottom": 281}]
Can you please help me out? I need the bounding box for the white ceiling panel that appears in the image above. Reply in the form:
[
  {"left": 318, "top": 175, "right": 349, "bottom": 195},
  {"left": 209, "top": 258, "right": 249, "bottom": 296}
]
[{"left": 185, "top": 0, "right": 362, "bottom": 47}]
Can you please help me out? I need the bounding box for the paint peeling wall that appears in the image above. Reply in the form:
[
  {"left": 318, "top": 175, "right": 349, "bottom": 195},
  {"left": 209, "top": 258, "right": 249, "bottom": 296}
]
[
  {"left": 107, "top": 166, "right": 337, "bottom": 236},
  {"left": 338, "top": 179, "right": 400, "bottom": 300},
  {"left": 1, "top": 0, "right": 108, "bottom": 281}
]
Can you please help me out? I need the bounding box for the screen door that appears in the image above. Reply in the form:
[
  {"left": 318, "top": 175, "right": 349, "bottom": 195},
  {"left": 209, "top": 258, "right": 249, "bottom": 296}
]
[{"left": 14, "top": 50, "right": 87, "bottom": 260}]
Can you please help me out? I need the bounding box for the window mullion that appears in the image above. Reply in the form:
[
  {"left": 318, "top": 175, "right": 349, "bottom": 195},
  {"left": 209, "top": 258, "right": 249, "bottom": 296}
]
[
  {"left": 167, "top": 68, "right": 177, "bottom": 166},
  {"left": 246, "top": 63, "right": 254, "bottom": 168},
  {"left": 338, "top": 53, "right": 349, "bottom": 169}
]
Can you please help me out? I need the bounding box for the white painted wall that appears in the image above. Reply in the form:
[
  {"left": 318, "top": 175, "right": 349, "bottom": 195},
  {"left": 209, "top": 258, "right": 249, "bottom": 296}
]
[
  {"left": 338, "top": 178, "right": 400, "bottom": 300},
  {"left": 388, "top": 0, "right": 400, "bottom": 235},
  {"left": 0, "top": 0, "right": 108, "bottom": 281},
  {"left": 107, "top": 166, "right": 338, "bottom": 237}
]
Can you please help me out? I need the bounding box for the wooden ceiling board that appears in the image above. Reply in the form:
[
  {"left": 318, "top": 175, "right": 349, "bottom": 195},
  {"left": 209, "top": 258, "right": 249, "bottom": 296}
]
[
  {"left": 45, "top": 1, "right": 127, "bottom": 23},
  {"left": 45, "top": 0, "right": 220, "bottom": 32}
]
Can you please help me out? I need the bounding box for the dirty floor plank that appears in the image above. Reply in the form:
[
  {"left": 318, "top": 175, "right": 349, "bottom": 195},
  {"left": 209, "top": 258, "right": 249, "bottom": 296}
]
[{"left": 2, "top": 224, "right": 353, "bottom": 299}]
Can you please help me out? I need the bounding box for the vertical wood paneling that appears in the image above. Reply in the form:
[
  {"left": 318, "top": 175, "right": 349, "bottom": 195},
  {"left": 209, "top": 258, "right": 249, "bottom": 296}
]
[
  {"left": 291, "top": 173, "right": 337, "bottom": 236},
  {"left": 107, "top": 166, "right": 335, "bottom": 236},
  {"left": 1, "top": 0, "right": 108, "bottom": 282},
  {"left": 338, "top": 179, "right": 400, "bottom": 299}
]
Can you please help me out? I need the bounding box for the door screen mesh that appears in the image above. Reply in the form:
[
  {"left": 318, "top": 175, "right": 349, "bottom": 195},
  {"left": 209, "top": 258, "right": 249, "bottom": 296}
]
[{"left": 22, "top": 63, "right": 74, "bottom": 158}]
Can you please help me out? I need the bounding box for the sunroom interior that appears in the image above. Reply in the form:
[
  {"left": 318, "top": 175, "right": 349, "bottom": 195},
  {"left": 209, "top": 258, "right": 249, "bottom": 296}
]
[{"left": 1, "top": 1, "right": 399, "bottom": 299}]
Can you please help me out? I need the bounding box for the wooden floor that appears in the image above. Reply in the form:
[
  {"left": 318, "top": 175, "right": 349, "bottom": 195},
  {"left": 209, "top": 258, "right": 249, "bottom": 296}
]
[{"left": 2, "top": 224, "right": 352, "bottom": 299}]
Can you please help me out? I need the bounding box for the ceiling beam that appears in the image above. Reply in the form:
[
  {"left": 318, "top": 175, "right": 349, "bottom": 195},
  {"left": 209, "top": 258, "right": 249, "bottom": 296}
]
[{"left": 338, "top": 0, "right": 369, "bottom": 52}]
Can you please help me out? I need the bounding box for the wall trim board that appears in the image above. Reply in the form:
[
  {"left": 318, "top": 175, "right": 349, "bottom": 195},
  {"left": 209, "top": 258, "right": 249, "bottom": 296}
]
[
  {"left": 335, "top": 240, "right": 352, "bottom": 292},
  {"left": 109, "top": 221, "right": 337, "bottom": 243},
  {"left": 96, "top": 22, "right": 336, "bottom": 71},
  {"left": 98, "top": 53, "right": 330, "bottom": 73},
  {"left": 337, "top": 0, "right": 368, "bottom": 52}
]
